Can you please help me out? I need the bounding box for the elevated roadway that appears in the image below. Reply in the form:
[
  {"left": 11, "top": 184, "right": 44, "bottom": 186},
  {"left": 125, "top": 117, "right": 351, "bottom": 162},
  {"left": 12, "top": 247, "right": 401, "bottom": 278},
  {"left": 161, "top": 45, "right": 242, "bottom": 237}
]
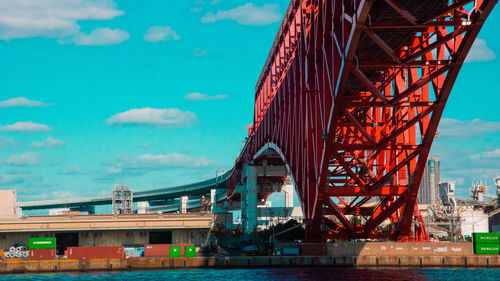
[{"left": 17, "top": 171, "right": 232, "bottom": 211}]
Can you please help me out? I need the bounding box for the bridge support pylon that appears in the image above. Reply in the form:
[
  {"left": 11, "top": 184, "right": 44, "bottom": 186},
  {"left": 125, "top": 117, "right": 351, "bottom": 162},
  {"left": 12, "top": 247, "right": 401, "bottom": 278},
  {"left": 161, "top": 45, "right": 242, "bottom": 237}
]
[{"left": 237, "top": 164, "right": 258, "bottom": 234}]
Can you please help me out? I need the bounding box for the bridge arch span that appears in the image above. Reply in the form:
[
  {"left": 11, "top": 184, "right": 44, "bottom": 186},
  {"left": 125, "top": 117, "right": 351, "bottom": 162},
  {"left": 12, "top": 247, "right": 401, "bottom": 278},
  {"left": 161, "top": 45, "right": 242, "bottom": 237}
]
[{"left": 229, "top": 0, "right": 497, "bottom": 242}]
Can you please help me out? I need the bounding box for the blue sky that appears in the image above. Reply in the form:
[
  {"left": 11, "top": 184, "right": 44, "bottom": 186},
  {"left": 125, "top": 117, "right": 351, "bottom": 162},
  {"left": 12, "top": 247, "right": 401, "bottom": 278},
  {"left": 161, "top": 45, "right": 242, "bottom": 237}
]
[{"left": 0, "top": 0, "right": 498, "bottom": 203}]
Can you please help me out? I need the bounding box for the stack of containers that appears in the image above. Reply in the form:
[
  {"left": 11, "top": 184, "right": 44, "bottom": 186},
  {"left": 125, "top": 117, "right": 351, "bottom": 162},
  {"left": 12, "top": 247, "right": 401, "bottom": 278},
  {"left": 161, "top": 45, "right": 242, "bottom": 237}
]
[
  {"left": 473, "top": 232, "right": 500, "bottom": 255},
  {"left": 28, "top": 238, "right": 57, "bottom": 260},
  {"left": 144, "top": 244, "right": 195, "bottom": 257}
]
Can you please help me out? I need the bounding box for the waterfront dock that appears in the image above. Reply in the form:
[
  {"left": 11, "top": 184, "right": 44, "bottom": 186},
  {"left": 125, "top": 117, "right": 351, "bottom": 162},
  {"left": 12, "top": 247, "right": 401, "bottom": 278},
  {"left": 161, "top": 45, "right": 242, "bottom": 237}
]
[
  {"left": 1, "top": 255, "right": 500, "bottom": 274},
  {"left": 3, "top": 241, "right": 499, "bottom": 273}
]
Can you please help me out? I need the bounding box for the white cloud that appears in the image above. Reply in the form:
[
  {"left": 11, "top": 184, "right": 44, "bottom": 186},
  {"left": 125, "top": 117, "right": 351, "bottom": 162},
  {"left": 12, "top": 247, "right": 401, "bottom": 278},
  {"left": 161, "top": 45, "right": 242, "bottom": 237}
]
[
  {"left": 0, "top": 136, "right": 20, "bottom": 149},
  {"left": 115, "top": 153, "right": 215, "bottom": 170},
  {"left": 93, "top": 166, "right": 145, "bottom": 182},
  {"left": 0, "top": 0, "right": 124, "bottom": 41},
  {"left": 438, "top": 118, "right": 500, "bottom": 139},
  {"left": 193, "top": 47, "right": 208, "bottom": 57},
  {"left": 0, "top": 173, "right": 25, "bottom": 185},
  {"left": 466, "top": 38, "right": 496, "bottom": 63},
  {"left": 0, "top": 121, "right": 51, "bottom": 133},
  {"left": 96, "top": 152, "right": 215, "bottom": 182},
  {"left": 31, "top": 136, "right": 66, "bottom": 149},
  {"left": 61, "top": 27, "right": 129, "bottom": 46},
  {"left": 143, "top": 26, "right": 180, "bottom": 42},
  {"left": 431, "top": 138, "right": 500, "bottom": 197},
  {"left": 184, "top": 92, "right": 228, "bottom": 101},
  {"left": 471, "top": 148, "right": 500, "bottom": 160},
  {"left": 201, "top": 3, "right": 281, "bottom": 26},
  {"left": 0, "top": 97, "right": 53, "bottom": 108},
  {"left": 194, "top": 0, "right": 221, "bottom": 5},
  {"left": 470, "top": 154, "right": 480, "bottom": 160},
  {"left": 60, "top": 165, "right": 85, "bottom": 175},
  {"left": 106, "top": 108, "right": 197, "bottom": 128},
  {"left": 447, "top": 168, "right": 500, "bottom": 183},
  {"left": 5, "top": 152, "right": 41, "bottom": 166},
  {"left": 191, "top": 0, "right": 220, "bottom": 12},
  {"left": 482, "top": 149, "right": 500, "bottom": 158}
]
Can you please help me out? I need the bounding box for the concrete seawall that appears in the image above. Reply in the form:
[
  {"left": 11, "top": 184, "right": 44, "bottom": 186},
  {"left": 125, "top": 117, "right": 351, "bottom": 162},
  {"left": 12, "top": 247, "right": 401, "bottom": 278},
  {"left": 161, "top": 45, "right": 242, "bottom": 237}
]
[
  {"left": 1, "top": 255, "right": 500, "bottom": 274},
  {"left": 0, "top": 243, "right": 494, "bottom": 274}
]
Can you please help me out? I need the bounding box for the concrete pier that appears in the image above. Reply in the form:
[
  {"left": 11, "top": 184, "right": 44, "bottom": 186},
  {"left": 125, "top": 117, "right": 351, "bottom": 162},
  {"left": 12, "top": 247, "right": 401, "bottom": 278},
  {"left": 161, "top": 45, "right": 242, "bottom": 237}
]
[
  {"left": 1, "top": 255, "right": 500, "bottom": 274},
  {"left": 0, "top": 242, "right": 496, "bottom": 274}
]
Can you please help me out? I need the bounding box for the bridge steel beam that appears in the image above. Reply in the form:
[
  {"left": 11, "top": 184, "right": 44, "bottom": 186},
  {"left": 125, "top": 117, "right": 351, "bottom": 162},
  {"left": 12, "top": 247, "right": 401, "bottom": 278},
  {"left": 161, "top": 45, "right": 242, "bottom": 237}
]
[{"left": 228, "top": 0, "right": 497, "bottom": 241}]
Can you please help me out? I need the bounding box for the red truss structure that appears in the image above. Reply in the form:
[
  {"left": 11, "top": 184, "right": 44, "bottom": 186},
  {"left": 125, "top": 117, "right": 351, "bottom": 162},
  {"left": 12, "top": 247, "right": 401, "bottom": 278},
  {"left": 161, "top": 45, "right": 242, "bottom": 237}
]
[{"left": 228, "top": 0, "right": 497, "bottom": 241}]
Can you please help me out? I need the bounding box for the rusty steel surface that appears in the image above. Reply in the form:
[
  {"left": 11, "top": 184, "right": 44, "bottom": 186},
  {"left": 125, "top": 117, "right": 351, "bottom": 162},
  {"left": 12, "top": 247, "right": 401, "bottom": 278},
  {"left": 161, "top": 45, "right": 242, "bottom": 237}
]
[
  {"left": 29, "top": 249, "right": 57, "bottom": 261},
  {"left": 228, "top": 0, "right": 497, "bottom": 241},
  {"left": 67, "top": 246, "right": 124, "bottom": 260}
]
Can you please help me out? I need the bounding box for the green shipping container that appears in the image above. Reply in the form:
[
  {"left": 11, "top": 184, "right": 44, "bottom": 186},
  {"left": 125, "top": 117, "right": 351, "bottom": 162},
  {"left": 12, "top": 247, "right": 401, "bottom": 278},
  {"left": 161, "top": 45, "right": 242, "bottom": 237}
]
[
  {"left": 170, "top": 246, "right": 181, "bottom": 258},
  {"left": 473, "top": 233, "right": 500, "bottom": 244},
  {"left": 474, "top": 244, "right": 500, "bottom": 255},
  {"left": 185, "top": 246, "right": 196, "bottom": 257},
  {"left": 29, "top": 238, "right": 56, "bottom": 249}
]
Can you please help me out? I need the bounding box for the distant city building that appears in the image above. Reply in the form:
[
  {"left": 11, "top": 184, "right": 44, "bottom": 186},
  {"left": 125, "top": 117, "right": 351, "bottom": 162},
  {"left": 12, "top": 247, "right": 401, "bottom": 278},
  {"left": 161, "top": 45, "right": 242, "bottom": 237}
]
[
  {"left": 418, "top": 157, "right": 440, "bottom": 205},
  {"left": 439, "top": 181, "right": 456, "bottom": 206}
]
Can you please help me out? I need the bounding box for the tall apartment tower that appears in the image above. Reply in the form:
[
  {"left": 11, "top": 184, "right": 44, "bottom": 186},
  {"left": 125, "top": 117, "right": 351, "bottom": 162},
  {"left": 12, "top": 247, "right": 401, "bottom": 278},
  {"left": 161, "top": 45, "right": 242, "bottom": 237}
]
[{"left": 417, "top": 157, "right": 440, "bottom": 205}]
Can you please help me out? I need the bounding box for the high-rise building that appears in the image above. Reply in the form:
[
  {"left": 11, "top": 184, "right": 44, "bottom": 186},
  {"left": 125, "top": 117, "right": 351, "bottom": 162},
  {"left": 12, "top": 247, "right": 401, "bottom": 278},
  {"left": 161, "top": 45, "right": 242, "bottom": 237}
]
[
  {"left": 439, "top": 181, "right": 456, "bottom": 206},
  {"left": 417, "top": 157, "right": 440, "bottom": 204}
]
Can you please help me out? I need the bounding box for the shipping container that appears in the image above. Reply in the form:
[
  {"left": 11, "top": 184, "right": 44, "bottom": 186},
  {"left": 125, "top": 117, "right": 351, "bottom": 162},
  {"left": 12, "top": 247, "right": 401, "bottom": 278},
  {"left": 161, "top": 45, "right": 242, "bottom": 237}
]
[
  {"left": 29, "top": 249, "right": 56, "bottom": 260},
  {"left": 66, "top": 246, "right": 124, "bottom": 260},
  {"left": 474, "top": 244, "right": 500, "bottom": 255},
  {"left": 124, "top": 247, "right": 142, "bottom": 258},
  {"left": 144, "top": 244, "right": 169, "bottom": 257},
  {"left": 300, "top": 244, "right": 327, "bottom": 256},
  {"left": 29, "top": 237, "right": 56, "bottom": 249},
  {"left": 170, "top": 246, "right": 181, "bottom": 258},
  {"left": 184, "top": 246, "right": 196, "bottom": 257},
  {"left": 144, "top": 244, "right": 195, "bottom": 257},
  {"left": 282, "top": 247, "right": 300, "bottom": 256},
  {"left": 473, "top": 233, "right": 500, "bottom": 244}
]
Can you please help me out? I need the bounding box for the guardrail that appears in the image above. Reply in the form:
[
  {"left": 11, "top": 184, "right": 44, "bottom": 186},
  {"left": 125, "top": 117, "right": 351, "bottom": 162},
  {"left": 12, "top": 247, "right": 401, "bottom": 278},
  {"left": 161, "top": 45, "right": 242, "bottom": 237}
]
[{"left": 18, "top": 170, "right": 232, "bottom": 210}]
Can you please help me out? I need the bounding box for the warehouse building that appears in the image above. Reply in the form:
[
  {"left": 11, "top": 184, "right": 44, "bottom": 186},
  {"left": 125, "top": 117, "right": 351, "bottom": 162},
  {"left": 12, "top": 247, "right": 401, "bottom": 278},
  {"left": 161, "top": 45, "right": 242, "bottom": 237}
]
[
  {"left": 0, "top": 213, "right": 220, "bottom": 255},
  {"left": 0, "top": 190, "right": 229, "bottom": 254}
]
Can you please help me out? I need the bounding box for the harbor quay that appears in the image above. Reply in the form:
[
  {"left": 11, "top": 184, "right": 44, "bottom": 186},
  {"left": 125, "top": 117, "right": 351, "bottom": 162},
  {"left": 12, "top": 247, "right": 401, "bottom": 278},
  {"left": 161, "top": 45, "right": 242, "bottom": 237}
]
[{"left": 1, "top": 242, "right": 499, "bottom": 274}]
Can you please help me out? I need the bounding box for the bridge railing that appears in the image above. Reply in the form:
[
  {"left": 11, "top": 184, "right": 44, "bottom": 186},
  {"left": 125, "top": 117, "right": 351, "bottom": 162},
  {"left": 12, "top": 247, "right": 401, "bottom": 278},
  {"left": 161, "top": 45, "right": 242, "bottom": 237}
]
[
  {"left": 17, "top": 195, "right": 112, "bottom": 207},
  {"left": 253, "top": 0, "right": 304, "bottom": 131}
]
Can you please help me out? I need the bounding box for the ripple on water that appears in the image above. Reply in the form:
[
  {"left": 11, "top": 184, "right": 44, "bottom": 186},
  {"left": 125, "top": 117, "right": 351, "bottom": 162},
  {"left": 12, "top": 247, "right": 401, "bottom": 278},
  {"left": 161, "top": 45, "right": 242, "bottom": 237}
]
[{"left": 0, "top": 267, "right": 499, "bottom": 281}]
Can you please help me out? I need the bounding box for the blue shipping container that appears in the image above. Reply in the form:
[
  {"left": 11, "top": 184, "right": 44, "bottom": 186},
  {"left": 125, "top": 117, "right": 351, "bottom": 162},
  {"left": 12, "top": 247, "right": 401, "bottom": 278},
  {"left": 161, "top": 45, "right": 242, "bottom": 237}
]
[{"left": 282, "top": 247, "right": 300, "bottom": 256}]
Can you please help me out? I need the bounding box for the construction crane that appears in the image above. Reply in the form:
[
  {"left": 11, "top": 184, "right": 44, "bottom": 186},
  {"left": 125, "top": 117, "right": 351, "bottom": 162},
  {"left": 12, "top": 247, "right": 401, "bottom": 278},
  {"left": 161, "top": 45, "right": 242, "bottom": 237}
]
[{"left": 470, "top": 180, "right": 496, "bottom": 202}]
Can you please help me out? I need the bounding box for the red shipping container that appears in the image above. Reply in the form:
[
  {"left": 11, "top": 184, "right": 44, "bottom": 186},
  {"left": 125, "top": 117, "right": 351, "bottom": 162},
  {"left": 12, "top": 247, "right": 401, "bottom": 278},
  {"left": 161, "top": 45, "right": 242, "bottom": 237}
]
[
  {"left": 300, "top": 244, "right": 327, "bottom": 256},
  {"left": 144, "top": 244, "right": 169, "bottom": 257},
  {"left": 144, "top": 244, "right": 194, "bottom": 257},
  {"left": 29, "top": 249, "right": 56, "bottom": 260},
  {"left": 67, "top": 246, "right": 124, "bottom": 260}
]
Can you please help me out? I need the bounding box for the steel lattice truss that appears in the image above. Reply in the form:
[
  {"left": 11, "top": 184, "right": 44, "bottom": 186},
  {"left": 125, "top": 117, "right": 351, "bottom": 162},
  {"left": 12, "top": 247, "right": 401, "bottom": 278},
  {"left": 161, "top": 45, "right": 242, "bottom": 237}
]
[{"left": 229, "top": 0, "right": 496, "bottom": 241}]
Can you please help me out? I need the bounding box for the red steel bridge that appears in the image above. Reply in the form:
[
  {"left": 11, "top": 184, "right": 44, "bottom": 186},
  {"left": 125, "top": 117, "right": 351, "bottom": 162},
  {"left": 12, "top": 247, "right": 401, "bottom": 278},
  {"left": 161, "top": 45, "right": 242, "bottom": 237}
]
[{"left": 227, "top": 0, "right": 497, "bottom": 242}]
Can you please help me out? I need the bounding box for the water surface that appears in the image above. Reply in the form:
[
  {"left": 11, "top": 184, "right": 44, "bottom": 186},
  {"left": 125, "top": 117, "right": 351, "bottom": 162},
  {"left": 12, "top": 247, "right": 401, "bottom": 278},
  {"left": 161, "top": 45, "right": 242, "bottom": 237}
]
[{"left": 1, "top": 267, "right": 498, "bottom": 281}]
